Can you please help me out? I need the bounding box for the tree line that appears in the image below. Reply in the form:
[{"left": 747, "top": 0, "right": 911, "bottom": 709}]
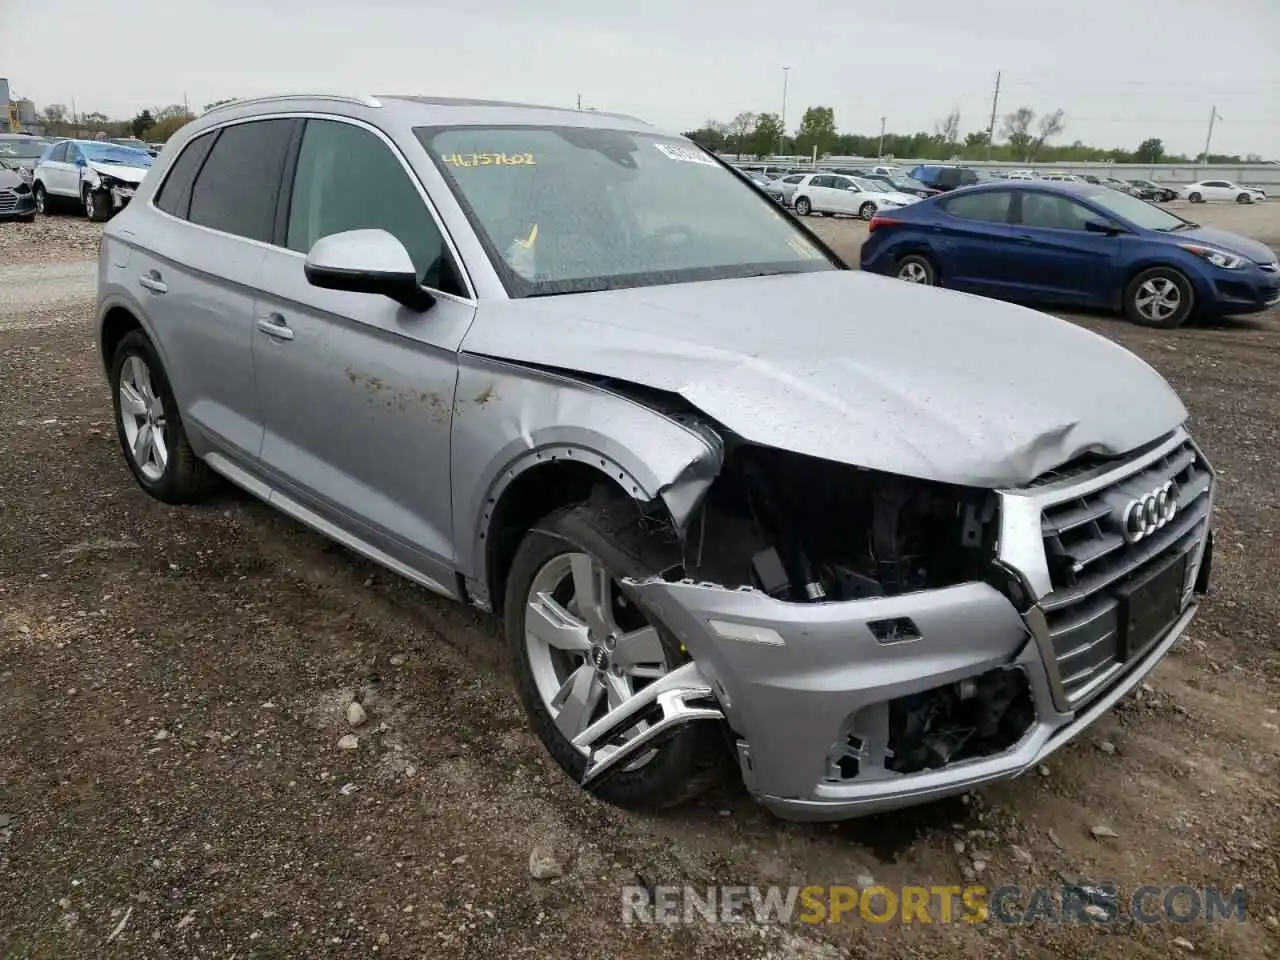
[
  {"left": 31, "top": 100, "right": 238, "bottom": 143},
  {"left": 684, "top": 106, "right": 1261, "bottom": 165}
]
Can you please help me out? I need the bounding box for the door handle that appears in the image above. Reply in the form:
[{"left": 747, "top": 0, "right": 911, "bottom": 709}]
[
  {"left": 256, "top": 313, "right": 294, "bottom": 341},
  {"left": 137, "top": 271, "right": 167, "bottom": 294}
]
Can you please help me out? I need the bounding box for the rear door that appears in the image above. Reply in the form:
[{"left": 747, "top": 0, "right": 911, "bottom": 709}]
[
  {"left": 42, "top": 142, "right": 75, "bottom": 196},
  {"left": 251, "top": 116, "right": 473, "bottom": 582},
  {"left": 134, "top": 119, "right": 296, "bottom": 462},
  {"left": 1003, "top": 190, "right": 1122, "bottom": 304},
  {"left": 934, "top": 189, "right": 1018, "bottom": 292}
]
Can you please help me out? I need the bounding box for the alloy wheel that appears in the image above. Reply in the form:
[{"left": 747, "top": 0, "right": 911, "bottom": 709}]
[
  {"left": 118, "top": 355, "right": 169, "bottom": 481},
  {"left": 524, "top": 551, "right": 670, "bottom": 767},
  {"left": 1135, "top": 277, "right": 1181, "bottom": 323},
  {"left": 84, "top": 190, "right": 96, "bottom": 220},
  {"left": 898, "top": 261, "right": 930, "bottom": 283}
]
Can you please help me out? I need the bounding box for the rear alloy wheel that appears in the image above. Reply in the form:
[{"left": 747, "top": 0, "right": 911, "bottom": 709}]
[
  {"left": 896, "top": 254, "right": 937, "bottom": 285},
  {"left": 794, "top": 196, "right": 812, "bottom": 216},
  {"left": 505, "top": 498, "right": 725, "bottom": 811},
  {"left": 1124, "top": 267, "right": 1194, "bottom": 329},
  {"left": 858, "top": 202, "right": 877, "bottom": 220}
]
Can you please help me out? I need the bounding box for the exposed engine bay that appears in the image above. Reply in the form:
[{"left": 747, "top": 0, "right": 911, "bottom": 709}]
[{"left": 675, "top": 441, "right": 1001, "bottom": 603}]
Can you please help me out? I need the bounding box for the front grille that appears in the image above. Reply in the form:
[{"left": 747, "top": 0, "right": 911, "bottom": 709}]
[
  {"left": 0, "top": 189, "right": 17, "bottom": 212},
  {"left": 1037, "top": 440, "right": 1211, "bottom": 706}
]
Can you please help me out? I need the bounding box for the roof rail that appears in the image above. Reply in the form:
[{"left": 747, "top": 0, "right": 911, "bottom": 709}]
[{"left": 200, "top": 94, "right": 382, "bottom": 116}]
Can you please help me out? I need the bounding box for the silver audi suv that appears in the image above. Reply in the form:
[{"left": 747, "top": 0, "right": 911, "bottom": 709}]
[{"left": 95, "top": 94, "right": 1214, "bottom": 820}]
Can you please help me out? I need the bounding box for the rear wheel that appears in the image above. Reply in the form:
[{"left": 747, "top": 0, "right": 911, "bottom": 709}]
[
  {"left": 858, "top": 202, "right": 877, "bottom": 220},
  {"left": 504, "top": 497, "right": 725, "bottom": 811},
  {"left": 1124, "top": 267, "right": 1193, "bottom": 329},
  {"left": 896, "top": 253, "right": 937, "bottom": 285},
  {"left": 794, "top": 196, "right": 812, "bottom": 216}
]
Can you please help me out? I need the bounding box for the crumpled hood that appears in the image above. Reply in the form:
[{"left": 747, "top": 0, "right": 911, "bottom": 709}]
[
  {"left": 876, "top": 191, "right": 919, "bottom": 206},
  {"left": 1177, "top": 225, "right": 1277, "bottom": 266},
  {"left": 87, "top": 160, "right": 149, "bottom": 184},
  {"left": 463, "top": 270, "right": 1187, "bottom": 488}
]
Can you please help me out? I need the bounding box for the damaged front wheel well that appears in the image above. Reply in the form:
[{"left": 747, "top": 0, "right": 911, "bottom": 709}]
[{"left": 485, "top": 460, "right": 664, "bottom": 620}]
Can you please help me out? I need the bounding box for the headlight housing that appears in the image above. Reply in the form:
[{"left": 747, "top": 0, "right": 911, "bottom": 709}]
[{"left": 1180, "top": 244, "right": 1245, "bottom": 270}]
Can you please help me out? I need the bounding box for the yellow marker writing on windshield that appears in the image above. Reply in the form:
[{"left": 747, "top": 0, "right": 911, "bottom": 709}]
[{"left": 515, "top": 224, "right": 538, "bottom": 249}]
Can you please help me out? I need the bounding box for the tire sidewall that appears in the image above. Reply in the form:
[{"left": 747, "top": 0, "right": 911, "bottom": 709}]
[
  {"left": 795, "top": 197, "right": 811, "bottom": 215},
  {"left": 859, "top": 202, "right": 876, "bottom": 220},
  {"left": 503, "top": 504, "right": 718, "bottom": 808},
  {"left": 33, "top": 183, "right": 48, "bottom": 215},
  {"left": 1124, "top": 267, "right": 1194, "bottom": 329},
  {"left": 110, "top": 331, "right": 189, "bottom": 499}
]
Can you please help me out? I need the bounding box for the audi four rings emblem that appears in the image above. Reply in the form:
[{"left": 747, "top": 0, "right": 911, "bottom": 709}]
[{"left": 1122, "top": 481, "right": 1178, "bottom": 543}]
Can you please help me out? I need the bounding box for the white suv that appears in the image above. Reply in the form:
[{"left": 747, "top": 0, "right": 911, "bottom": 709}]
[{"left": 32, "top": 139, "right": 154, "bottom": 221}]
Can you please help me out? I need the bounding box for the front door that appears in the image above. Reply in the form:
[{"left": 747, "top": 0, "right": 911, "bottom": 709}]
[
  {"left": 252, "top": 117, "right": 474, "bottom": 581},
  {"left": 1004, "top": 190, "right": 1122, "bottom": 305},
  {"left": 828, "top": 176, "right": 860, "bottom": 215}
]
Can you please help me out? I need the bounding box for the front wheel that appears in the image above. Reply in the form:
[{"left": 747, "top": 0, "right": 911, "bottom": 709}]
[
  {"left": 793, "top": 196, "right": 812, "bottom": 216},
  {"left": 33, "top": 183, "right": 50, "bottom": 215},
  {"left": 858, "top": 202, "right": 877, "bottom": 220},
  {"left": 896, "top": 253, "right": 937, "bottom": 285},
  {"left": 1236, "top": 193, "right": 1253, "bottom": 204},
  {"left": 504, "top": 497, "right": 725, "bottom": 811},
  {"left": 1124, "top": 267, "right": 1194, "bottom": 329},
  {"left": 84, "top": 186, "right": 112, "bottom": 222},
  {"left": 1188, "top": 192, "right": 1203, "bottom": 204}
]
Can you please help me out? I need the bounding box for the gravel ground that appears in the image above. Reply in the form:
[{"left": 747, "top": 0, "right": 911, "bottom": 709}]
[{"left": 1, "top": 208, "right": 1278, "bottom": 960}]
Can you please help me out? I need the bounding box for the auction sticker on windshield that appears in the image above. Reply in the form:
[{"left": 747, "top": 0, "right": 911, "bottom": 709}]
[
  {"left": 442, "top": 152, "right": 537, "bottom": 168},
  {"left": 653, "top": 143, "right": 718, "bottom": 166}
]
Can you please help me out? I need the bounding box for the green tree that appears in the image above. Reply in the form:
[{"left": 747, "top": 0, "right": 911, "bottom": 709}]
[
  {"left": 682, "top": 120, "right": 728, "bottom": 151},
  {"left": 147, "top": 104, "right": 196, "bottom": 143},
  {"left": 131, "top": 109, "right": 155, "bottom": 139},
  {"left": 795, "top": 106, "right": 837, "bottom": 158},
  {"left": 1133, "top": 138, "right": 1165, "bottom": 163},
  {"left": 1028, "top": 109, "right": 1065, "bottom": 160},
  {"left": 1000, "top": 106, "right": 1035, "bottom": 160},
  {"left": 749, "top": 113, "right": 784, "bottom": 157},
  {"left": 727, "top": 111, "right": 758, "bottom": 157}
]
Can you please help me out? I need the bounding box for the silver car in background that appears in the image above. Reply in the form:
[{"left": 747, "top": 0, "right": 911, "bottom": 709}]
[{"left": 96, "top": 94, "right": 1214, "bottom": 821}]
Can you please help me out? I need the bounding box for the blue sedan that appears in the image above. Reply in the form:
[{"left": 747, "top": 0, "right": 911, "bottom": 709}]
[{"left": 859, "top": 182, "right": 1280, "bottom": 328}]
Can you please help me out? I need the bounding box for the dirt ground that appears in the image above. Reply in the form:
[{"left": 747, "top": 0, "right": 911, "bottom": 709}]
[{"left": 1, "top": 203, "right": 1278, "bottom": 960}]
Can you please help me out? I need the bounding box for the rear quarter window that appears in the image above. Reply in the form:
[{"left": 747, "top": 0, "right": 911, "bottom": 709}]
[{"left": 154, "top": 131, "right": 217, "bottom": 219}]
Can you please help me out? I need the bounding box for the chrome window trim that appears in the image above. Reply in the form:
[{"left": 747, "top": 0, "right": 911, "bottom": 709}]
[{"left": 146, "top": 110, "right": 477, "bottom": 304}]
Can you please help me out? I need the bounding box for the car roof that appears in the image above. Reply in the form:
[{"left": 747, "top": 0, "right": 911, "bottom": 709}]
[
  {"left": 943, "top": 180, "right": 1109, "bottom": 199},
  {"left": 191, "top": 93, "right": 656, "bottom": 136}
]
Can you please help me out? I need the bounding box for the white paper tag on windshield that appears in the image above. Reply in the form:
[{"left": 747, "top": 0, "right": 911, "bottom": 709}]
[{"left": 654, "top": 142, "right": 718, "bottom": 166}]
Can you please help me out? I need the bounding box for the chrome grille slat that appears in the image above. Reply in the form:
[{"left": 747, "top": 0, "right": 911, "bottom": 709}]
[{"left": 1034, "top": 438, "right": 1212, "bottom": 706}]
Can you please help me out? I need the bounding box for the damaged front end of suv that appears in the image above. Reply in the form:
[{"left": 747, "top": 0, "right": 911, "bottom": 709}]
[{"left": 581, "top": 425, "right": 1214, "bottom": 820}]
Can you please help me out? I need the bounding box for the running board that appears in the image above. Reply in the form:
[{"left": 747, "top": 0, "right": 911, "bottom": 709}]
[{"left": 573, "top": 661, "right": 725, "bottom": 787}]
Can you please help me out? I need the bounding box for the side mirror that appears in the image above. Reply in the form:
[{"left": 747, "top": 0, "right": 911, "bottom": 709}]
[
  {"left": 304, "top": 229, "right": 434, "bottom": 311},
  {"left": 1084, "top": 218, "right": 1122, "bottom": 236},
  {"left": 74, "top": 156, "right": 86, "bottom": 167}
]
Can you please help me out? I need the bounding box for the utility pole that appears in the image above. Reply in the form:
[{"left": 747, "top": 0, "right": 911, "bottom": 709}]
[
  {"left": 184, "top": 92, "right": 190, "bottom": 115},
  {"left": 71, "top": 96, "right": 78, "bottom": 128},
  {"left": 878, "top": 116, "right": 886, "bottom": 159},
  {"left": 1201, "top": 105, "right": 1220, "bottom": 164},
  {"left": 576, "top": 93, "right": 581, "bottom": 110},
  {"left": 779, "top": 66, "right": 790, "bottom": 158},
  {"left": 985, "top": 70, "right": 1001, "bottom": 161}
]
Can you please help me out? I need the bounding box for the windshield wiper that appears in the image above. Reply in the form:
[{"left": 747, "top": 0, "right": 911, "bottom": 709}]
[{"left": 1159, "top": 221, "right": 1198, "bottom": 232}]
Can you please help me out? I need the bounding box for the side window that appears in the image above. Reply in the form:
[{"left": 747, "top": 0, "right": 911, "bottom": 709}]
[
  {"left": 1204, "top": 180, "right": 1229, "bottom": 188},
  {"left": 810, "top": 176, "right": 831, "bottom": 188},
  {"left": 188, "top": 119, "right": 296, "bottom": 243},
  {"left": 49, "top": 142, "right": 68, "bottom": 163},
  {"left": 942, "top": 191, "right": 1012, "bottom": 223},
  {"left": 831, "top": 177, "right": 852, "bottom": 190},
  {"left": 286, "top": 118, "right": 460, "bottom": 295},
  {"left": 67, "top": 145, "right": 83, "bottom": 165},
  {"left": 784, "top": 175, "right": 803, "bottom": 184},
  {"left": 154, "top": 131, "right": 217, "bottom": 218},
  {"left": 1019, "top": 193, "right": 1097, "bottom": 231}
]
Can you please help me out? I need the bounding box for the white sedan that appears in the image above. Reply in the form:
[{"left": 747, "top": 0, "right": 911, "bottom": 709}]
[
  {"left": 1180, "top": 179, "right": 1266, "bottom": 204},
  {"left": 791, "top": 174, "right": 919, "bottom": 220}
]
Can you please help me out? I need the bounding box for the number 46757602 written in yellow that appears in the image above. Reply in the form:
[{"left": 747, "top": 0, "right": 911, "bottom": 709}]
[{"left": 443, "top": 152, "right": 536, "bottom": 168}]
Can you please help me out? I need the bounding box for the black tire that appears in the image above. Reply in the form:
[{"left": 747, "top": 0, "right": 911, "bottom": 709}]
[
  {"left": 896, "top": 253, "right": 938, "bottom": 285},
  {"left": 504, "top": 495, "right": 726, "bottom": 811},
  {"left": 84, "top": 186, "right": 112, "bottom": 222},
  {"left": 794, "top": 196, "right": 811, "bottom": 216},
  {"left": 17, "top": 214, "right": 35, "bottom": 224},
  {"left": 109, "top": 330, "right": 216, "bottom": 503},
  {"left": 858, "top": 202, "right": 877, "bottom": 220},
  {"left": 33, "top": 182, "right": 51, "bottom": 215},
  {"left": 1188, "top": 192, "right": 1202, "bottom": 204},
  {"left": 1124, "top": 267, "right": 1194, "bottom": 330},
  {"left": 1236, "top": 193, "right": 1253, "bottom": 204}
]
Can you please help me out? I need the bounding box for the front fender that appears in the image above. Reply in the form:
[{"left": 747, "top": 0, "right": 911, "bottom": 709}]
[{"left": 450, "top": 354, "right": 723, "bottom": 591}]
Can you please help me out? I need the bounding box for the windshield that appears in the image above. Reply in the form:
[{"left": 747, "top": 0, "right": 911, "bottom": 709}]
[
  {"left": 1082, "top": 188, "right": 1189, "bottom": 231},
  {"left": 889, "top": 176, "right": 927, "bottom": 191},
  {"left": 852, "top": 177, "right": 888, "bottom": 193},
  {"left": 417, "top": 125, "right": 835, "bottom": 296},
  {"left": 80, "top": 143, "right": 153, "bottom": 166},
  {"left": 0, "top": 138, "right": 49, "bottom": 159}
]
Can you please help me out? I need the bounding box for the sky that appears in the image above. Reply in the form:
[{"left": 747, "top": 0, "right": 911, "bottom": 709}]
[{"left": 2, "top": 0, "right": 1277, "bottom": 158}]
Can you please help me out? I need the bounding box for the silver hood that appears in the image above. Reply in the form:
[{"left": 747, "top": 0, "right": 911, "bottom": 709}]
[{"left": 462, "top": 270, "right": 1187, "bottom": 488}]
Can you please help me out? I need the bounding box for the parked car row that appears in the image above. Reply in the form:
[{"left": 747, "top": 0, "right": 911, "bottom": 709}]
[{"left": 861, "top": 180, "right": 1279, "bottom": 329}]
